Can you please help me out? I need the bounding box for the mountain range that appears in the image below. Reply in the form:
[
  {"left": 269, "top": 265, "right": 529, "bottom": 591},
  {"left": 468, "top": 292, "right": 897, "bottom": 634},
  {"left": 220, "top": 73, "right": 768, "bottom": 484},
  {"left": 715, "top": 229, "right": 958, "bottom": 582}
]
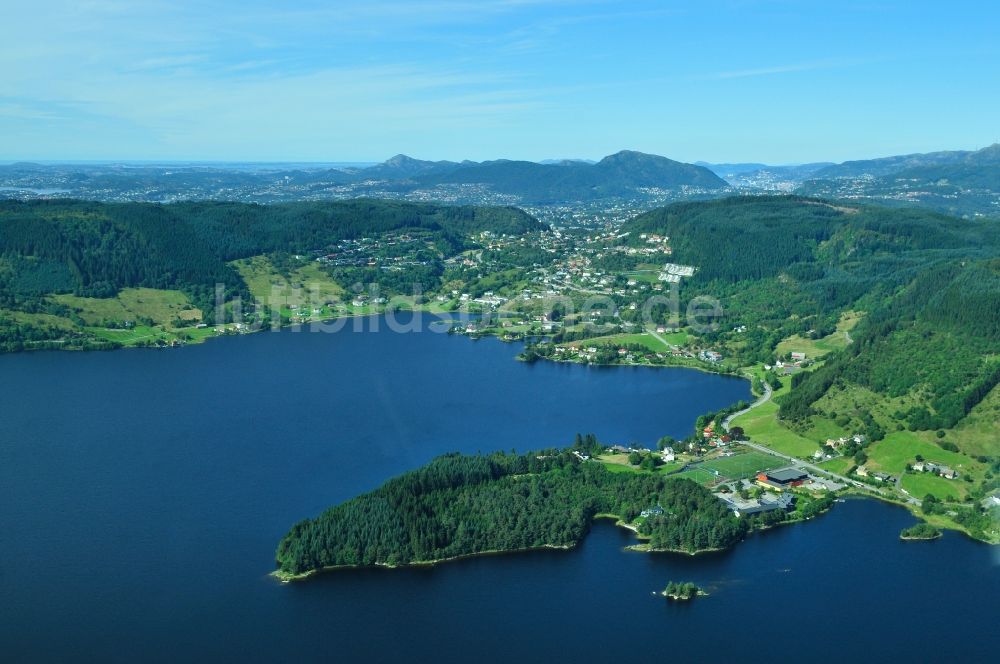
[
  {"left": 3, "top": 145, "right": 1000, "bottom": 215},
  {"left": 340, "top": 150, "right": 728, "bottom": 201},
  {"left": 410, "top": 150, "right": 727, "bottom": 202},
  {"left": 808, "top": 144, "right": 1000, "bottom": 179},
  {"left": 795, "top": 143, "right": 1000, "bottom": 217}
]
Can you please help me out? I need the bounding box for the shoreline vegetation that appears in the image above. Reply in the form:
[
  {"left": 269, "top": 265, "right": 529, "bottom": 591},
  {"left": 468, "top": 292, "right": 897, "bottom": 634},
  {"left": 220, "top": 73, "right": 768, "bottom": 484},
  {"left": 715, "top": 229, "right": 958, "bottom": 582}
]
[
  {"left": 661, "top": 581, "right": 706, "bottom": 601},
  {"left": 900, "top": 523, "right": 943, "bottom": 541},
  {"left": 272, "top": 446, "right": 835, "bottom": 582},
  {"left": 272, "top": 510, "right": 781, "bottom": 583},
  {"left": 4, "top": 196, "right": 996, "bottom": 548},
  {"left": 272, "top": 435, "right": 852, "bottom": 582},
  {"left": 515, "top": 343, "right": 740, "bottom": 378},
  {"left": 271, "top": 542, "right": 577, "bottom": 583}
]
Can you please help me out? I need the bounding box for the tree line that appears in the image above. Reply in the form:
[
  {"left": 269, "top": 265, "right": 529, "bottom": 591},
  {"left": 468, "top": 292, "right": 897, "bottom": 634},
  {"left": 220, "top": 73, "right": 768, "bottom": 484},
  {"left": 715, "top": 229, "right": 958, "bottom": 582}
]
[
  {"left": 274, "top": 448, "right": 754, "bottom": 575},
  {"left": 0, "top": 199, "right": 542, "bottom": 323}
]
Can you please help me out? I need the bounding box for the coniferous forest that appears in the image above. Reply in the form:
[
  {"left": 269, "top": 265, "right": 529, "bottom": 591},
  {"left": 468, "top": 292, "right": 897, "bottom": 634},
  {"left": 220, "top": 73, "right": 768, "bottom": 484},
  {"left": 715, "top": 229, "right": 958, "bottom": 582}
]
[
  {"left": 623, "top": 196, "right": 1000, "bottom": 434},
  {"left": 274, "top": 449, "right": 749, "bottom": 576},
  {"left": 0, "top": 198, "right": 541, "bottom": 319}
]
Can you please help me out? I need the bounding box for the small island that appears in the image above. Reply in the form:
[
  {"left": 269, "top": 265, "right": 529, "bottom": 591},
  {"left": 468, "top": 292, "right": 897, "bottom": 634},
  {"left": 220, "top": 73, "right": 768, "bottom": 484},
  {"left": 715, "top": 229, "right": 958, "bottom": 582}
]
[
  {"left": 900, "top": 522, "right": 942, "bottom": 540},
  {"left": 661, "top": 581, "right": 705, "bottom": 601}
]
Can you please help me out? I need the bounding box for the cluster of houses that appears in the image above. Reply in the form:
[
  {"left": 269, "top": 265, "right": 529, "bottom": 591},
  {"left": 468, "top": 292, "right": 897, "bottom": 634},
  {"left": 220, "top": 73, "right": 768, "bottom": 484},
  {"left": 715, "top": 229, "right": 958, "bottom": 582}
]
[
  {"left": 640, "top": 505, "right": 665, "bottom": 518},
  {"left": 698, "top": 350, "right": 723, "bottom": 363},
  {"left": 550, "top": 340, "right": 687, "bottom": 365},
  {"left": 350, "top": 295, "right": 387, "bottom": 308},
  {"left": 912, "top": 461, "right": 959, "bottom": 480},
  {"left": 854, "top": 466, "right": 896, "bottom": 483},
  {"left": 815, "top": 433, "right": 866, "bottom": 460},
  {"left": 824, "top": 434, "right": 866, "bottom": 450},
  {"left": 472, "top": 291, "right": 508, "bottom": 309},
  {"left": 853, "top": 457, "right": 959, "bottom": 483},
  {"left": 700, "top": 424, "right": 734, "bottom": 447},
  {"left": 608, "top": 444, "right": 654, "bottom": 455},
  {"left": 605, "top": 444, "right": 678, "bottom": 464},
  {"left": 764, "top": 353, "right": 808, "bottom": 375},
  {"left": 315, "top": 233, "right": 430, "bottom": 268}
]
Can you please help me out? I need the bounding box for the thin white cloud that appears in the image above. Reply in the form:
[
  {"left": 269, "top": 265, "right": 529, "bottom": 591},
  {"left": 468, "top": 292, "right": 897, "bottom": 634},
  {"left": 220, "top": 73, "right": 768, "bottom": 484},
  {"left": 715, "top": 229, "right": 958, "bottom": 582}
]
[
  {"left": 0, "top": 102, "right": 70, "bottom": 122},
  {"left": 127, "top": 54, "right": 208, "bottom": 72},
  {"left": 706, "top": 58, "right": 871, "bottom": 80}
]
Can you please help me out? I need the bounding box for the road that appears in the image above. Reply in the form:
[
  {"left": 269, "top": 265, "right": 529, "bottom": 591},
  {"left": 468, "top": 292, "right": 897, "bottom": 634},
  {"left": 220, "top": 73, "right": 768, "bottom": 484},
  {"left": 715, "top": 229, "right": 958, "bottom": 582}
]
[
  {"left": 738, "top": 438, "right": 895, "bottom": 498},
  {"left": 720, "top": 377, "right": 914, "bottom": 503},
  {"left": 646, "top": 327, "right": 696, "bottom": 359},
  {"left": 721, "top": 378, "right": 772, "bottom": 431}
]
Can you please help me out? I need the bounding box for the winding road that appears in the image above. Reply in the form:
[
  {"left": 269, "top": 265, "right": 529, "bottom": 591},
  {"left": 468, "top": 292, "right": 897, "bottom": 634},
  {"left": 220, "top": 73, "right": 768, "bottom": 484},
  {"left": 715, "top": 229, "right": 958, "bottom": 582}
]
[
  {"left": 721, "top": 379, "right": 772, "bottom": 431},
  {"left": 719, "top": 376, "right": 910, "bottom": 502}
]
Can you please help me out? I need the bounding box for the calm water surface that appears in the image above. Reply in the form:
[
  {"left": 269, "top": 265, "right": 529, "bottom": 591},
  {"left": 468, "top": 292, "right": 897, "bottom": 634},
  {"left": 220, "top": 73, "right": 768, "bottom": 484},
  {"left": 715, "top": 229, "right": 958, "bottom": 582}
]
[{"left": 0, "top": 317, "right": 996, "bottom": 662}]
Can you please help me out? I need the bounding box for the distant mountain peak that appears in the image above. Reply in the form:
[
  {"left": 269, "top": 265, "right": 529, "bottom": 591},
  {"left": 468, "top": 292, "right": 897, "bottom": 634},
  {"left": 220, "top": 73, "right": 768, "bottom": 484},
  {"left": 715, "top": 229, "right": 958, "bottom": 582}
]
[
  {"left": 383, "top": 154, "right": 420, "bottom": 165},
  {"left": 362, "top": 154, "right": 462, "bottom": 179},
  {"left": 972, "top": 143, "right": 1000, "bottom": 161},
  {"left": 597, "top": 150, "right": 692, "bottom": 169},
  {"left": 600, "top": 149, "right": 662, "bottom": 161}
]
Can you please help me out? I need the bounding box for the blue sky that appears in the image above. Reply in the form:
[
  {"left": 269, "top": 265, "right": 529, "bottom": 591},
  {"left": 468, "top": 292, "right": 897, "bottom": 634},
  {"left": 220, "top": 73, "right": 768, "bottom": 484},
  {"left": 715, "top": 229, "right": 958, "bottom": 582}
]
[{"left": 2, "top": 0, "right": 998, "bottom": 163}]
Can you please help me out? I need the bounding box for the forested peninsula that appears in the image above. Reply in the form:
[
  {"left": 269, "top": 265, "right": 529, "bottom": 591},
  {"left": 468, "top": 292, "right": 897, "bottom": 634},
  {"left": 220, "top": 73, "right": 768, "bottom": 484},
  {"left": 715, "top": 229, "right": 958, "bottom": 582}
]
[{"left": 273, "top": 448, "right": 787, "bottom": 580}]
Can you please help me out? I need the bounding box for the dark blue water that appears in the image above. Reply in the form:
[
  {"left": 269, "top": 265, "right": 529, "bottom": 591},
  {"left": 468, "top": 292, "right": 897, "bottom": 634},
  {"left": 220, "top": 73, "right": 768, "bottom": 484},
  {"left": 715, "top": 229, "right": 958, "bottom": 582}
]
[{"left": 0, "top": 317, "right": 996, "bottom": 662}]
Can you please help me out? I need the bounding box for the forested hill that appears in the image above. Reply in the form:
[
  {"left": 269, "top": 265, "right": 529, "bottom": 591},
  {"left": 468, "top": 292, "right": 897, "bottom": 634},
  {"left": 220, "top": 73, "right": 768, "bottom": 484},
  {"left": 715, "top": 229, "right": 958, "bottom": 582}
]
[
  {"left": 626, "top": 195, "right": 997, "bottom": 284},
  {"left": 794, "top": 145, "right": 1000, "bottom": 218},
  {"left": 623, "top": 195, "right": 1000, "bottom": 462},
  {"left": 779, "top": 258, "right": 1000, "bottom": 431},
  {"left": 805, "top": 143, "right": 1000, "bottom": 180},
  {"left": 0, "top": 198, "right": 541, "bottom": 317},
  {"left": 274, "top": 449, "right": 749, "bottom": 577},
  {"left": 416, "top": 150, "right": 727, "bottom": 203}
]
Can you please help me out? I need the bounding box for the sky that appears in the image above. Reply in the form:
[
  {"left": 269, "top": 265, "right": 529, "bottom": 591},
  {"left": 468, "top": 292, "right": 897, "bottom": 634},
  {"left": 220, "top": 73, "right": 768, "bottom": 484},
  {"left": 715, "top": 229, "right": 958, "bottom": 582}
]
[{"left": 2, "top": 0, "right": 999, "bottom": 164}]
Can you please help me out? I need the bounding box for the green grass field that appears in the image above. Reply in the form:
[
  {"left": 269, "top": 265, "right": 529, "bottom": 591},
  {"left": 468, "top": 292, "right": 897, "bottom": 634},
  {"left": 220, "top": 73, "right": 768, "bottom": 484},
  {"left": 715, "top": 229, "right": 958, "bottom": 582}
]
[
  {"left": 596, "top": 455, "right": 684, "bottom": 475},
  {"left": 623, "top": 269, "right": 661, "bottom": 284},
  {"left": 53, "top": 288, "right": 202, "bottom": 327},
  {"left": 818, "top": 457, "right": 855, "bottom": 475},
  {"left": 232, "top": 255, "right": 344, "bottom": 306},
  {"left": 600, "top": 462, "right": 639, "bottom": 474},
  {"left": 563, "top": 332, "right": 674, "bottom": 353},
  {"left": 674, "top": 467, "right": 720, "bottom": 486},
  {"left": 699, "top": 452, "right": 784, "bottom": 479},
  {"left": 651, "top": 329, "right": 689, "bottom": 345},
  {"left": 946, "top": 382, "right": 1000, "bottom": 457},
  {"left": 900, "top": 472, "right": 964, "bottom": 501},
  {"left": 9, "top": 310, "right": 78, "bottom": 331},
  {"left": 730, "top": 392, "right": 820, "bottom": 458},
  {"left": 866, "top": 431, "right": 978, "bottom": 475},
  {"left": 800, "top": 416, "right": 852, "bottom": 443},
  {"left": 87, "top": 324, "right": 167, "bottom": 344},
  {"left": 775, "top": 310, "right": 860, "bottom": 360}
]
